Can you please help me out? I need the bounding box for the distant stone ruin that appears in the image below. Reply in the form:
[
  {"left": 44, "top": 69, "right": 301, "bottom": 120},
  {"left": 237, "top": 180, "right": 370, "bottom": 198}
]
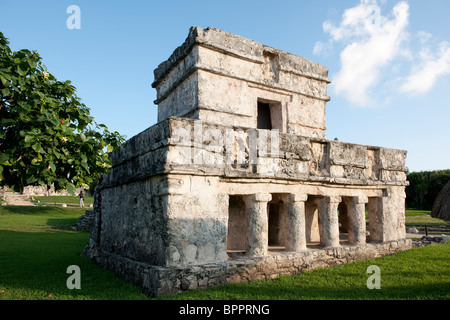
[
  {"left": 0, "top": 185, "right": 85, "bottom": 197},
  {"left": 82, "top": 27, "right": 411, "bottom": 296}
]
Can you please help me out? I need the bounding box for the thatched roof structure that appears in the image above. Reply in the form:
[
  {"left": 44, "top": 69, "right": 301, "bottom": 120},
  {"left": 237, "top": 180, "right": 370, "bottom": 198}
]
[{"left": 431, "top": 180, "right": 450, "bottom": 221}]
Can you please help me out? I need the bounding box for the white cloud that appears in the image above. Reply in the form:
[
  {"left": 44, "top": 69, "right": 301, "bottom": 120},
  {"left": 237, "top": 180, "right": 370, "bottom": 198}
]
[
  {"left": 399, "top": 40, "right": 450, "bottom": 94},
  {"left": 313, "top": 40, "right": 333, "bottom": 56},
  {"left": 314, "top": 1, "right": 450, "bottom": 107},
  {"left": 315, "top": 0, "right": 410, "bottom": 106}
]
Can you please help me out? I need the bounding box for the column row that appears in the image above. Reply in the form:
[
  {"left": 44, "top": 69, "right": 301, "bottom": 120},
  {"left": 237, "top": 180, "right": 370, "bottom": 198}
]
[{"left": 243, "top": 193, "right": 369, "bottom": 257}]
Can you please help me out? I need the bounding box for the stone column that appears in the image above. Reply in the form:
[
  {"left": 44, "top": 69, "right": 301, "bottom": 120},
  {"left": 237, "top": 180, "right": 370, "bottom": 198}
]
[
  {"left": 318, "top": 196, "right": 341, "bottom": 248},
  {"left": 284, "top": 193, "right": 308, "bottom": 252},
  {"left": 245, "top": 193, "right": 271, "bottom": 257},
  {"left": 347, "top": 196, "right": 368, "bottom": 245}
]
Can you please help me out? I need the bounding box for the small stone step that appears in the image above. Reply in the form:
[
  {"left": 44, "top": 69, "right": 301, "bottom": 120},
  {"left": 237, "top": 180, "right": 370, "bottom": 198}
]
[{"left": 2, "top": 192, "right": 35, "bottom": 206}]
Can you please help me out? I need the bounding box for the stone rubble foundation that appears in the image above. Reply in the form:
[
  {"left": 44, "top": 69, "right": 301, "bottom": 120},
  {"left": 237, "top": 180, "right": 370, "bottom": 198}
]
[
  {"left": 84, "top": 239, "right": 412, "bottom": 296},
  {"left": 73, "top": 209, "right": 95, "bottom": 231}
]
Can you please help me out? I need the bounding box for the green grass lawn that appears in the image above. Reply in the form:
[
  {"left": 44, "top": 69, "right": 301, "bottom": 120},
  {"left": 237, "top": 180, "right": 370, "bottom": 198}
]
[
  {"left": 164, "top": 244, "right": 450, "bottom": 300},
  {"left": 0, "top": 206, "right": 146, "bottom": 300},
  {"left": 405, "top": 209, "right": 432, "bottom": 217},
  {"left": 0, "top": 206, "right": 449, "bottom": 300},
  {"left": 404, "top": 209, "right": 450, "bottom": 233}
]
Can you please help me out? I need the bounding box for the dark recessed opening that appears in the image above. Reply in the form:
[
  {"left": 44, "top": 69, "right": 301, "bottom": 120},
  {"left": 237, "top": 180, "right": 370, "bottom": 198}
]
[
  {"left": 257, "top": 102, "right": 272, "bottom": 130},
  {"left": 268, "top": 203, "right": 281, "bottom": 246}
]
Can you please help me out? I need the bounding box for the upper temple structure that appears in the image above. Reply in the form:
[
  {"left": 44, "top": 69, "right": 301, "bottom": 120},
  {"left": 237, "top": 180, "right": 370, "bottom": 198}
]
[{"left": 82, "top": 27, "right": 411, "bottom": 296}]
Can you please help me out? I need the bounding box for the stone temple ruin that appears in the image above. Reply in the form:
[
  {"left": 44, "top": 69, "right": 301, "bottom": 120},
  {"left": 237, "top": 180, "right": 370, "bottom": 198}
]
[{"left": 82, "top": 27, "right": 411, "bottom": 296}]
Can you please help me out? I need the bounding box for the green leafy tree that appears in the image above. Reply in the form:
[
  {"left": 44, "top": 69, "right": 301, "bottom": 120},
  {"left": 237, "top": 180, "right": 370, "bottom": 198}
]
[
  {"left": 0, "top": 32, "right": 125, "bottom": 193},
  {"left": 406, "top": 170, "right": 450, "bottom": 210}
]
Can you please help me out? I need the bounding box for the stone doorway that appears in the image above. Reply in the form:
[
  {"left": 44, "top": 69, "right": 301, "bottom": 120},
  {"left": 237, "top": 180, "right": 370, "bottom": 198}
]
[
  {"left": 257, "top": 101, "right": 272, "bottom": 130},
  {"left": 257, "top": 99, "right": 282, "bottom": 131}
]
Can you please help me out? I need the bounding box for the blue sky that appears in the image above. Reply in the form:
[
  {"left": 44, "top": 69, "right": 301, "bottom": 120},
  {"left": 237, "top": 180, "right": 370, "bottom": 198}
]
[{"left": 1, "top": 0, "right": 449, "bottom": 172}]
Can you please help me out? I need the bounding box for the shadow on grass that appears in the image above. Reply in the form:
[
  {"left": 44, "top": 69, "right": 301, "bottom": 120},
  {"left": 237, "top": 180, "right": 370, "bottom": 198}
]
[
  {"left": 46, "top": 217, "right": 80, "bottom": 230},
  {"left": 0, "top": 229, "right": 148, "bottom": 300}
]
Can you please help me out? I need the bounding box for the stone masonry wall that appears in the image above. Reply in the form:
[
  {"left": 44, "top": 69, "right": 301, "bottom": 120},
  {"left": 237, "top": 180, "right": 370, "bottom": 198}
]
[
  {"left": 83, "top": 120, "right": 172, "bottom": 266},
  {"left": 84, "top": 116, "right": 408, "bottom": 268},
  {"left": 165, "top": 176, "right": 229, "bottom": 266},
  {"left": 166, "top": 117, "right": 408, "bottom": 186},
  {"left": 153, "top": 27, "right": 331, "bottom": 139}
]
